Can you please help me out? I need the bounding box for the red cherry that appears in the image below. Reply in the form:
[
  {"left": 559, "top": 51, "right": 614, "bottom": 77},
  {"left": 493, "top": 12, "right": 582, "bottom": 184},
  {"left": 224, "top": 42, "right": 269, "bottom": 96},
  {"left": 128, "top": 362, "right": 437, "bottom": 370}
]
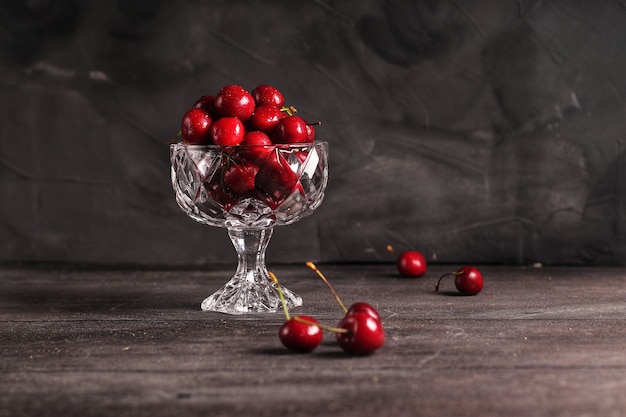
[
  {"left": 255, "top": 152, "right": 299, "bottom": 208},
  {"left": 248, "top": 105, "right": 287, "bottom": 134},
  {"left": 279, "top": 315, "right": 323, "bottom": 353},
  {"left": 435, "top": 266, "right": 484, "bottom": 296},
  {"left": 223, "top": 162, "right": 259, "bottom": 195},
  {"left": 294, "top": 150, "right": 309, "bottom": 163},
  {"left": 192, "top": 95, "right": 219, "bottom": 119},
  {"left": 305, "top": 122, "right": 316, "bottom": 142},
  {"left": 240, "top": 131, "right": 274, "bottom": 161},
  {"left": 346, "top": 302, "right": 381, "bottom": 322},
  {"left": 180, "top": 108, "right": 213, "bottom": 145},
  {"left": 210, "top": 117, "right": 245, "bottom": 146},
  {"left": 252, "top": 84, "right": 284, "bottom": 107},
  {"left": 204, "top": 177, "right": 238, "bottom": 211},
  {"left": 336, "top": 312, "right": 385, "bottom": 355},
  {"left": 214, "top": 84, "right": 255, "bottom": 121},
  {"left": 397, "top": 250, "right": 427, "bottom": 277},
  {"left": 274, "top": 115, "right": 309, "bottom": 144}
]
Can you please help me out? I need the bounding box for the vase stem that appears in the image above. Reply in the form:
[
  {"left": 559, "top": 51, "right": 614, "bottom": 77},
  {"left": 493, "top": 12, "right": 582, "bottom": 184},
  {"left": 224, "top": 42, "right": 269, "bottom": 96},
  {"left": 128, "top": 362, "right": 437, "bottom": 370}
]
[
  {"left": 200, "top": 227, "right": 303, "bottom": 314},
  {"left": 230, "top": 228, "right": 271, "bottom": 282}
]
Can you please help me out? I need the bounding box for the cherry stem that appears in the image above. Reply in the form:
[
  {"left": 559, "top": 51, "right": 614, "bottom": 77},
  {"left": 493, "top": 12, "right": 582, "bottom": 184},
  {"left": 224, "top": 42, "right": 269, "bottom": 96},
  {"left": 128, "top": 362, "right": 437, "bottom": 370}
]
[
  {"left": 280, "top": 106, "right": 298, "bottom": 116},
  {"left": 434, "top": 272, "right": 460, "bottom": 292},
  {"left": 306, "top": 121, "right": 322, "bottom": 126},
  {"left": 305, "top": 261, "right": 348, "bottom": 313},
  {"left": 268, "top": 271, "right": 290, "bottom": 321},
  {"left": 293, "top": 316, "right": 348, "bottom": 334}
]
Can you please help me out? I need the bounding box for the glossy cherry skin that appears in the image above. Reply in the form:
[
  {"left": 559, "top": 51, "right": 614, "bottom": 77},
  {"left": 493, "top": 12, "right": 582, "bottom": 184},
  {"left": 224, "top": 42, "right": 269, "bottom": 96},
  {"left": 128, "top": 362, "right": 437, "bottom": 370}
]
[
  {"left": 279, "top": 315, "right": 323, "bottom": 353},
  {"left": 346, "top": 302, "right": 381, "bottom": 322},
  {"left": 192, "top": 95, "right": 219, "bottom": 119},
  {"left": 454, "top": 266, "right": 483, "bottom": 295},
  {"left": 336, "top": 312, "right": 385, "bottom": 355},
  {"left": 254, "top": 151, "right": 300, "bottom": 208},
  {"left": 214, "top": 84, "right": 255, "bottom": 121},
  {"left": 239, "top": 131, "right": 275, "bottom": 161},
  {"left": 305, "top": 123, "right": 316, "bottom": 141},
  {"left": 397, "top": 250, "right": 427, "bottom": 277},
  {"left": 252, "top": 84, "right": 284, "bottom": 107},
  {"left": 435, "top": 266, "right": 484, "bottom": 295},
  {"left": 181, "top": 108, "right": 213, "bottom": 144},
  {"left": 248, "top": 105, "right": 286, "bottom": 134},
  {"left": 210, "top": 117, "right": 245, "bottom": 146},
  {"left": 274, "top": 115, "right": 309, "bottom": 144}
]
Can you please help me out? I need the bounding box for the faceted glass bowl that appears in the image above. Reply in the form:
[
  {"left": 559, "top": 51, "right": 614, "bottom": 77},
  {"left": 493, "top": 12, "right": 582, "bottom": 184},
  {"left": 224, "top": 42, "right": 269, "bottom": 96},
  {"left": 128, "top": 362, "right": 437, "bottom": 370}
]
[{"left": 170, "top": 141, "right": 329, "bottom": 314}]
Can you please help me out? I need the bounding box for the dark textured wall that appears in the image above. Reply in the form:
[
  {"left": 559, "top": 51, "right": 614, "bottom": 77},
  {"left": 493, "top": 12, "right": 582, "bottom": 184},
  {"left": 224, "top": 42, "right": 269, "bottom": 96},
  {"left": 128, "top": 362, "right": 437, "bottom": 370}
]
[{"left": 1, "top": 0, "right": 626, "bottom": 266}]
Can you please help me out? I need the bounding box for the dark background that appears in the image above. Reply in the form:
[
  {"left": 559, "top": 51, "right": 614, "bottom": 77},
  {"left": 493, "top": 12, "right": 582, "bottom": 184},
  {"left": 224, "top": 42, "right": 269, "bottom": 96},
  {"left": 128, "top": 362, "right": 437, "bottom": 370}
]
[{"left": 1, "top": 0, "right": 625, "bottom": 267}]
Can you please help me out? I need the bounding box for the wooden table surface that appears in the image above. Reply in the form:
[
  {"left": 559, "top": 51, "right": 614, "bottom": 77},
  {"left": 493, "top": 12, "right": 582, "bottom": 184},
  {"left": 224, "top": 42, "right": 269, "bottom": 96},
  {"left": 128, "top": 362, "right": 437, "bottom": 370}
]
[{"left": 1, "top": 264, "right": 625, "bottom": 417}]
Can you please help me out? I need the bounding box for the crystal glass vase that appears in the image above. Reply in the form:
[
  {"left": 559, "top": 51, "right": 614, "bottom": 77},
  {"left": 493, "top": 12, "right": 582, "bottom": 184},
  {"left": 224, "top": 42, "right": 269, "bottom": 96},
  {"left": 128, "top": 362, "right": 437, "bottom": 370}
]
[{"left": 170, "top": 141, "right": 329, "bottom": 314}]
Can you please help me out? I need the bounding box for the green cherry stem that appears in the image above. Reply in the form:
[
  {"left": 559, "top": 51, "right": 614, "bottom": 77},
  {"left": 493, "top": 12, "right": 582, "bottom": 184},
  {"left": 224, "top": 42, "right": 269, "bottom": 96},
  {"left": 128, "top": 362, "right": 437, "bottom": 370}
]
[
  {"left": 293, "top": 316, "right": 348, "bottom": 334},
  {"left": 269, "top": 271, "right": 290, "bottom": 321},
  {"left": 305, "top": 261, "right": 348, "bottom": 314},
  {"left": 280, "top": 106, "right": 298, "bottom": 116}
]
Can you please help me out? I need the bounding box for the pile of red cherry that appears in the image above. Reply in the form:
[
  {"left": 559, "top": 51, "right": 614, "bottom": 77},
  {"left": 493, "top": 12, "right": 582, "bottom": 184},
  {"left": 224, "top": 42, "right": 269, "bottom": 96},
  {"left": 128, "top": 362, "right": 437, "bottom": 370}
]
[
  {"left": 176, "top": 84, "right": 318, "bottom": 210},
  {"left": 272, "top": 263, "right": 385, "bottom": 355},
  {"left": 179, "top": 84, "right": 315, "bottom": 147}
]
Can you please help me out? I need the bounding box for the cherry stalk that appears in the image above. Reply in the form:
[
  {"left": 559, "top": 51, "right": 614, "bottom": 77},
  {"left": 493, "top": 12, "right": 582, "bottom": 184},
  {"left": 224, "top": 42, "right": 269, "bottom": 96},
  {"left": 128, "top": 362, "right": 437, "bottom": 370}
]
[
  {"left": 305, "top": 261, "right": 348, "bottom": 313},
  {"left": 269, "top": 271, "right": 323, "bottom": 352},
  {"left": 304, "top": 262, "right": 385, "bottom": 355}
]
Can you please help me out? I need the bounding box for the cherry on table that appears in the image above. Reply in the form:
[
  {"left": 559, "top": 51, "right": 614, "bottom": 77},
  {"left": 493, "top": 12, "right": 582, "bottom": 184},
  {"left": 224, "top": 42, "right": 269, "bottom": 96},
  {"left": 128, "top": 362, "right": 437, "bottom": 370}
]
[
  {"left": 303, "top": 262, "right": 386, "bottom": 355},
  {"left": 435, "top": 265, "right": 484, "bottom": 295},
  {"left": 269, "top": 271, "right": 324, "bottom": 354},
  {"left": 336, "top": 312, "right": 385, "bottom": 355},
  {"left": 397, "top": 250, "right": 427, "bottom": 277},
  {"left": 279, "top": 315, "right": 324, "bottom": 353},
  {"left": 346, "top": 302, "right": 381, "bottom": 322}
]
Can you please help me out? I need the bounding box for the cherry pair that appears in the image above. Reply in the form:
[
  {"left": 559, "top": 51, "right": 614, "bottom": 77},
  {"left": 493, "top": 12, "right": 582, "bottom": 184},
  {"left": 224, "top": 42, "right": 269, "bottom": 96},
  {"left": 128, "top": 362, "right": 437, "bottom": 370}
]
[
  {"left": 271, "top": 264, "right": 385, "bottom": 356},
  {"left": 277, "top": 302, "right": 385, "bottom": 356}
]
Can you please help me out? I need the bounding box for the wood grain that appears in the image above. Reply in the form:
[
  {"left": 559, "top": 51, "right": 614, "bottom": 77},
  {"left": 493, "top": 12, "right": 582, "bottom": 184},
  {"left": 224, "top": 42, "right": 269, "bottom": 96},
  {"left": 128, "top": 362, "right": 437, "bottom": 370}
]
[{"left": 1, "top": 264, "right": 625, "bottom": 417}]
